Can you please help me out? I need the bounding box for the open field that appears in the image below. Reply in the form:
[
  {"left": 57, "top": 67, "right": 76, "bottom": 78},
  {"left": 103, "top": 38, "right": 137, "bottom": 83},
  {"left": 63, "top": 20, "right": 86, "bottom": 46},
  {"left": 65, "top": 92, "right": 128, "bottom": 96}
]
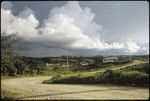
[
  {"left": 65, "top": 60, "right": 147, "bottom": 76},
  {"left": 1, "top": 76, "right": 149, "bottom": 100},
  {"left": 1, "top": 60, "right": 149, "bottom": 100},
  {"left": 43, "top": 60, "right": 149, "bottom": 86}
]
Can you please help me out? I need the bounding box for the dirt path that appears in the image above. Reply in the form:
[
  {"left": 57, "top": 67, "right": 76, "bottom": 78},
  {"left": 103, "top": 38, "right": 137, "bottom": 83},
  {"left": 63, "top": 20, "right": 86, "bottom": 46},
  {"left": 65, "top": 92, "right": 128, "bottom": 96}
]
[{"left": 1, "top": 76, "right": 149, "bottom": 100}]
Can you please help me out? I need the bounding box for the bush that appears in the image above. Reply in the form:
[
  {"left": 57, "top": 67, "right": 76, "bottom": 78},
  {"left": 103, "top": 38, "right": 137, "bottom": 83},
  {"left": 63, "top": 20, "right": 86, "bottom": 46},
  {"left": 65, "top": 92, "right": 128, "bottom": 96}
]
[
  {"left": 119, "top": 63, "right": 149, "bottom": 74},
  {"left": 52, "top": 75, "right": 82, "bottom": 84},
  {"left": 95, "top": 70, "right": 121, "bottom": 84},
  {"left": 120, "top": 71, "right": 149, "bottom": 85},
  {"left": 44, "top": 68, "right": 149, "bottom": 87},
  {"left": 1, "top": 90, "right": 17, "bottom": 100}
]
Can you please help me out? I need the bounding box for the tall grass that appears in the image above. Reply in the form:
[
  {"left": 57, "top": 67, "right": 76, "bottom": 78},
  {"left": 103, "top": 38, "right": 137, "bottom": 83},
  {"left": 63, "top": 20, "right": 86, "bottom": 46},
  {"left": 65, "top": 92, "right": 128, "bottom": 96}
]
[
  {"left": 119, "top": 63, "right": 149, "bottom": 73},
  {"left": 1, "top": 90, "right": 17, "bottom": 100},
  {"left": 43, "top": 63, "right": 149, "bottom": 87}
]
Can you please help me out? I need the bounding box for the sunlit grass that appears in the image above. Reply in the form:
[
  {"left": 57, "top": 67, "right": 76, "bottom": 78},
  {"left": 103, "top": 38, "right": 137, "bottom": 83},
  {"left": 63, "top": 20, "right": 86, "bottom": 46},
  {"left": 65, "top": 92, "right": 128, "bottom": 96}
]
[{"left": 1, "top": 89, "right": 18, "bottom": 100}]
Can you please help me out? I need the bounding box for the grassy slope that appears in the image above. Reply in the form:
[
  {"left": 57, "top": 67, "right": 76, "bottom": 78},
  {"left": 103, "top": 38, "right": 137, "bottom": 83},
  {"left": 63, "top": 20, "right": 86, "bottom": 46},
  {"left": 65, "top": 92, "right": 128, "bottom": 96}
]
[{"left": 43, "top": 61, "right": 149, "bottom": 87}]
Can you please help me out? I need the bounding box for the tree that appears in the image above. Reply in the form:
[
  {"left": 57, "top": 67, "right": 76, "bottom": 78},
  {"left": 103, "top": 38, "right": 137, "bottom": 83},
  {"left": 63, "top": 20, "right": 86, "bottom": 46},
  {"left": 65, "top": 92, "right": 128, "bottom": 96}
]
[
  {"left": 14, "top": 58, "right": 26, "bottom": 75},
  {"left": 36, "top": 61, "right": 45, "bottom": 75},
  {"left": 93, "top": 56, "right": 103, "bottom": 63},
  {"left": 1, "top": 32, "right": 17, "bottom": 76}
]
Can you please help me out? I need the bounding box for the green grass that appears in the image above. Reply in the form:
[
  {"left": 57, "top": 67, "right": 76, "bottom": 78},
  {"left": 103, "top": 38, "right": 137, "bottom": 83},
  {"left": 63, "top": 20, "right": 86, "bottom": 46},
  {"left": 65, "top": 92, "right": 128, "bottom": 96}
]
[
  {"left": 43, "top": 63, "right": 149, "bottom": 87},
  {"left": 43, "top": 62, "right": 130, "bottom": 76},
  {"left": 118, "top": 62, "right": 149, "bottom": 73},
  {"left": 1, "top": 90, "right": 18, "bottom": 100}
]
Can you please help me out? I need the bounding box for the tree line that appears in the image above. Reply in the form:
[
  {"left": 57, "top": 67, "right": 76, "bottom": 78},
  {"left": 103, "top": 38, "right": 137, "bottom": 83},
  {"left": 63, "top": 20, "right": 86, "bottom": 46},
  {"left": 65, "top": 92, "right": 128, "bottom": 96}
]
[{"left": 1, "top": 33, "right": 46, "bottom": 76}]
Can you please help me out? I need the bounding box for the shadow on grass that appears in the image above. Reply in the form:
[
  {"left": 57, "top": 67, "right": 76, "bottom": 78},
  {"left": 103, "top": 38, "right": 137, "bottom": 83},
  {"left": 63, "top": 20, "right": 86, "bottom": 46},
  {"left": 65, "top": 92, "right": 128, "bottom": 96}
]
[{"left": 16, "top": 88, "right": 129, "bottom": 99}]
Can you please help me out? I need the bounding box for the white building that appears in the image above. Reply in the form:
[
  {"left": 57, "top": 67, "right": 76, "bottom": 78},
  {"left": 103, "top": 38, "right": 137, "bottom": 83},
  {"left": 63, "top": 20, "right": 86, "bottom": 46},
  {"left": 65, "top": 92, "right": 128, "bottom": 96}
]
[
  {"left": 79, "top": 61, "right": 89, "bottom": 66},
  {"left": 46, "top": 63, "right": 53, "bottom": 66},
  {"left": 103, "top": 57, "right": 118, "bottom": 63}
]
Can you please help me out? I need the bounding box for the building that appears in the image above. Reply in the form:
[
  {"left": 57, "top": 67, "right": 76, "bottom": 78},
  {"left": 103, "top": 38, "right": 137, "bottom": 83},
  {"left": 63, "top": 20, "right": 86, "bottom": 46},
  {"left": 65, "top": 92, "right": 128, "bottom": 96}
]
[
  {"left": 79, "top": 59, "right": 95, "bottom": 67},
  {"left": 103, "top": 57, "right": 118, "bottom": 63},
  {"left": 79, "top": 61, "right": 89, "bottom": 66},
  {"left": 46, "top": 63, "right": 53, "bottom": 66}
]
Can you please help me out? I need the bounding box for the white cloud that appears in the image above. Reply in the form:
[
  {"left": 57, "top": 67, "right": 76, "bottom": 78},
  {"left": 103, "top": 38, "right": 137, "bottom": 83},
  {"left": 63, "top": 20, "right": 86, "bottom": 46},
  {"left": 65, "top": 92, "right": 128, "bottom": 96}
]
[
  {"left": 1, "top": 1, "right": 145, "bottom": 55},
  {"left": 126, "top": 39, "right": 140, "bottom": 53},
  {"left": 1, "top": 8, "right": 39, "bottom": 41},
  {"left": 39, "top": 1, "right": 126, "bottom": 50}
]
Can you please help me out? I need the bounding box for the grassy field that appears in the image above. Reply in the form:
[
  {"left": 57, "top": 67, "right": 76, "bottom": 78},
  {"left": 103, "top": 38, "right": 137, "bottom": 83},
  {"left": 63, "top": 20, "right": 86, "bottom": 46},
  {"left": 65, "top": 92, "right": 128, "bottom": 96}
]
[
  {"left": 1, "top": 90, "right": 18, "bottom": 100},
  {"left": 1, "top": 76, "right": 149, "bottom": 100},
  {"left": 42, "top": 60, "right": 146, "bottom": 76},
  {"left": 1, "top": 60, "right": 149, "bottom": 100},
  {"left": 43, "top": 60, "right": 149, "bottom": 86}
]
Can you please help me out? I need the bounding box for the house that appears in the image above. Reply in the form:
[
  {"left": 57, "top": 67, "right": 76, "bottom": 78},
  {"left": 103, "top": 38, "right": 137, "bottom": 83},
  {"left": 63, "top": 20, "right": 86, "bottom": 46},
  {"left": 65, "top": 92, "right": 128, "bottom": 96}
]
[
  {"left": 79, "top": 59, "right": 95, "bottom": 68},
  {"left": 103, "top": 57, "right": 118, "bottom": 63},
  {"left": 46, "top": 63, "right": 53, "bottom": 66},
  {"left": 79, "top": 59, "right": 95, "bottom": 67},
  {"left": 79, "top": 61, "right": 89, "bottom": 66}
]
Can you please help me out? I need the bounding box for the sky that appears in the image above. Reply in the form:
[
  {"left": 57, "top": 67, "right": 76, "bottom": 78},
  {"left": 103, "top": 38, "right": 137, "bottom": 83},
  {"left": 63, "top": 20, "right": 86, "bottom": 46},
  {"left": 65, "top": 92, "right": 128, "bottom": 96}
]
[{"left": 1, "top": 1, "right": 149, "bottom": 57}]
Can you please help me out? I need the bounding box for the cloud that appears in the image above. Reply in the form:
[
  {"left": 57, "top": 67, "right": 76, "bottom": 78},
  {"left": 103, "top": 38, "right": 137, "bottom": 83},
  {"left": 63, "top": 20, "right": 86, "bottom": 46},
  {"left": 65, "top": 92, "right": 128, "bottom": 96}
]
[
  {"left": 1, "top": 1, "right": 13, "bottom": 10},
  {"left": 1, "top": 1, "right": 147, "bottom": 56},
  {"left": 1, "top": 8, "right": 39, "bottom": 41},
  {"left": 126, "top": 39, "right": 140, "bottom": 53},
  {"left": 39, "top": 1, "right": 126, "bottom": 50}
]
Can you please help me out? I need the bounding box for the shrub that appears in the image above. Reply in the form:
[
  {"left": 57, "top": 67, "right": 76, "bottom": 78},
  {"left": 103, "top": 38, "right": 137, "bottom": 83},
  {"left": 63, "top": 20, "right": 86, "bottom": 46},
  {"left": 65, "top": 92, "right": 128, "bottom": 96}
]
[
  {"left": 43, "top": 64, "right": 149, "bottom": 87},
  {"left": 1, "top": 90, "right": 17, "bottom": 100},
  {"left": 120, "top": 71, "right": 149, "bottom": 85},
  {"left": 119, "top": 63, "right": 149, "bottom": 74}
]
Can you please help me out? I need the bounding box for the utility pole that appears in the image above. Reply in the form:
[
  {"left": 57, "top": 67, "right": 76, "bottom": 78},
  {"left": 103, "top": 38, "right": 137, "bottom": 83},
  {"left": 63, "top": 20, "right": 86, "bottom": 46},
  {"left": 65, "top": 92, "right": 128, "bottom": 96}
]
[
  {"left": 130, "top": 51, "right": 132, "bottom": 61},
  {"left": 130, "top": 54, "right": 131, "bottom": 61},
  {"left": 67, "top": 56, "right": 69, "bottom": 69},
  {"left": 59, "top": 56, "right": 61, "bottom": 65}
]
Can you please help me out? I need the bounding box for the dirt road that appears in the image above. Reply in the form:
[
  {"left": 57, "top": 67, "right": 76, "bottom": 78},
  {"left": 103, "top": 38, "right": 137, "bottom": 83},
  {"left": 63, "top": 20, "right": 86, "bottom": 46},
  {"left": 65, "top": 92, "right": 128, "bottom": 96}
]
[{"left": 1, "top": 76, "right": 149, "bottom": 100}]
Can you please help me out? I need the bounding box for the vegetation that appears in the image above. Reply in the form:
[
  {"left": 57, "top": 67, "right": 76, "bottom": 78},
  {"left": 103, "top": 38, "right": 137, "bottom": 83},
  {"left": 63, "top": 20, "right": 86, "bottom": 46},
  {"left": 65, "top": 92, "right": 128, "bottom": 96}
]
[
  {"left": 1, "top": 32, "right": 149, "bottom": 87},
  {"left": 1, "top": 32, "right": 17, "bottom": 76},
  {"left": 1, "top": 90, "right": 18, "bottom": 100},
  {"left": 43, "top": 62, "right": 149, "bottom": 87},
  {"left": 119, "top": 62, "right": 149, "bottom": 74},
  {"left": 1, "top": 33, "right": 46, "bottom": 76}
]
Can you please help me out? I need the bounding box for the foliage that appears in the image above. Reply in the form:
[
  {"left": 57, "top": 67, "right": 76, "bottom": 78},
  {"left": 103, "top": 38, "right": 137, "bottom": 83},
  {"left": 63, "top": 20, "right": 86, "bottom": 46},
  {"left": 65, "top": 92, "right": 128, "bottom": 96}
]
[
  {"left": 1, "top": 33, "right": 46, "bottom": 76},
  {"left": 1, "top": 90, "right": 17, "bottom": 100},
  {"left": 44, "top": 63, "right": 149, "bottom": 87},
  {"left": 119, "top": 63, "right": 149, "bottom": 74},
  {"left": 1, "top": 33, "right": 17, "bottom": 76}
]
